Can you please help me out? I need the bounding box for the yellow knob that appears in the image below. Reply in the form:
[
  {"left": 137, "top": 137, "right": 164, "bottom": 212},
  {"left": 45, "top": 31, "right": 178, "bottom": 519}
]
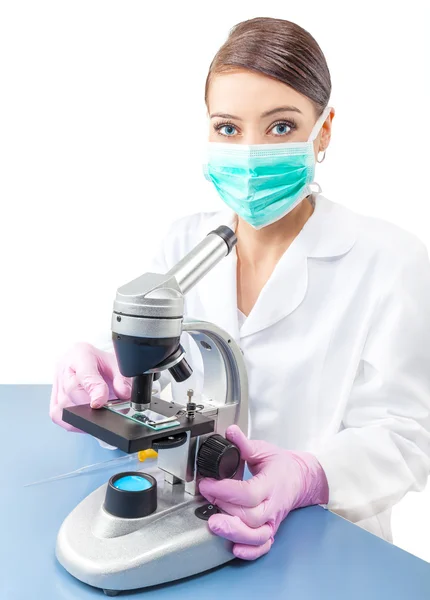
[{"left": 138, "top": 449, "right": 158, "bottom": 462}]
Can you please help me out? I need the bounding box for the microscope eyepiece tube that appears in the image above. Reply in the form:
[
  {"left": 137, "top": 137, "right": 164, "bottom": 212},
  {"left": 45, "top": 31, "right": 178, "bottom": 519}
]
[{"left": 166, "top": 226, "right": 237, "bottom": 295}]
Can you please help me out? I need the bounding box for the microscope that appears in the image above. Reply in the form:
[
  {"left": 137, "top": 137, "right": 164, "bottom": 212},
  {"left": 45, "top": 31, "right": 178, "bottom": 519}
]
[{"left": 56, "top": 225, "right": 249, "bottom": 596}]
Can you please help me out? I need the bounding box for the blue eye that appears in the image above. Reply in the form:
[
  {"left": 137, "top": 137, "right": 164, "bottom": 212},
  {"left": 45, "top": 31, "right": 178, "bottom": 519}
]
[
  {"left": 218, "top": 124, "right": 237, "bottom": 136},
  {"left": 271, "top": 122, "right": 292, "bottom": 136}
]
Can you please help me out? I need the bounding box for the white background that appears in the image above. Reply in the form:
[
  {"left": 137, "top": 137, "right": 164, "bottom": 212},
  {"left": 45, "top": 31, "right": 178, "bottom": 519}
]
[{"left": 1, "top": 0, "right": 429, "bottom": 561}]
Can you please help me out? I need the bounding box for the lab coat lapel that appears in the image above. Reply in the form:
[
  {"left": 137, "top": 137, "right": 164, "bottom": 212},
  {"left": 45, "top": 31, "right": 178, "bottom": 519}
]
[
  {"left": 240, "top": 194, "right": 358, "bottom": 338},
  {"left": 239, "top": 234, "right": 308, "bottom": 338},
  {"left": 196, "top": 195, "right": 357, "bottom": 341},
  {"left": 197, "top": 209, "right": 241, "bottom": 344}
]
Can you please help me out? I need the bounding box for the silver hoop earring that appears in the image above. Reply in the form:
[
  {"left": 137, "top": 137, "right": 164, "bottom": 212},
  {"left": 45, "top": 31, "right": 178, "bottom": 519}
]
[{"left": 317, "top": 150, "right": 326, "bottom": 163}]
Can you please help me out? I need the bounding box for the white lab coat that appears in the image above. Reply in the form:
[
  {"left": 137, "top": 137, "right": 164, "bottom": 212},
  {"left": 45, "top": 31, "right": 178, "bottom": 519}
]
[{"left": 106, "top": 193, "right": 430, "bottom": 541}]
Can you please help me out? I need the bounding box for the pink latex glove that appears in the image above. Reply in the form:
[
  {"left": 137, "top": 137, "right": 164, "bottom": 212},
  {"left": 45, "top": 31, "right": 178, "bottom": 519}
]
[
  {"left": 49, "top": 342, "right": 132, "bottom": 432},
  {"left": 199, "top": 425, "right": 329, "bottom": 561}
]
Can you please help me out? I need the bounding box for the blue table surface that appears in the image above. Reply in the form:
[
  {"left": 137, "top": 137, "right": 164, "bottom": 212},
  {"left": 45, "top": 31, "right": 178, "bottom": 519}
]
[{"left": 1, "top": 385, "right": 430, "bottom": 600}]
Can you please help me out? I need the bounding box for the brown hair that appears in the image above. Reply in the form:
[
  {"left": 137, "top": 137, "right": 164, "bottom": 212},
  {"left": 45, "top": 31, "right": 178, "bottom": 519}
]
[{"left": 205, "top": 17, "right": 331, "bottom": 116}]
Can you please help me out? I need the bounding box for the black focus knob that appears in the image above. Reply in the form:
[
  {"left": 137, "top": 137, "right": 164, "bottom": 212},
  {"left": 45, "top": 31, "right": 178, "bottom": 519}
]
[
  {"left": 104, "top": 472, "right": 157, "bottom": 519},
  {"left": 197, "top": 434, "right": 241, "bottom": 480}
]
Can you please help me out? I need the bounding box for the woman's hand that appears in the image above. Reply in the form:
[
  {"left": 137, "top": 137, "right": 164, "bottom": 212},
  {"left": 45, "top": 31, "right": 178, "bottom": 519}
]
[
  {"left": 49, "top": 342, "right": 132, "bottom": 432},
  {"left": 199, "top": 425, "right": 329, "bottom": 560}
]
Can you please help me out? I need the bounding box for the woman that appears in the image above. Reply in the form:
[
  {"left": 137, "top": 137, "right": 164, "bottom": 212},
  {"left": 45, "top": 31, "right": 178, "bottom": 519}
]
[{"left": 50, "top": 17, "right": 430, "bottom": 560}]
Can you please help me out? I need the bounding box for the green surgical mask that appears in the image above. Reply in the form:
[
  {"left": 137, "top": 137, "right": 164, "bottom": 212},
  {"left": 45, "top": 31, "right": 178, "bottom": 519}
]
[{"left": 203, "top": 106, "right": 331, "bottom": 229}]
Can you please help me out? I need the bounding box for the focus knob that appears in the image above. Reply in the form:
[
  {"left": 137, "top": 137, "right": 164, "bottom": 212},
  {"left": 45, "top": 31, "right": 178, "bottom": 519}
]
[{"left": 197, "top": 434, "right": 240, "bottom": 480}]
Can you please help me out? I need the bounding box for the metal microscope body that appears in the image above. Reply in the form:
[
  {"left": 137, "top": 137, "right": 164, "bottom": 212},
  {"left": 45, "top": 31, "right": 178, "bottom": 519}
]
[{"left": 56, "top": 227, "right": 249, "bottom": 595}]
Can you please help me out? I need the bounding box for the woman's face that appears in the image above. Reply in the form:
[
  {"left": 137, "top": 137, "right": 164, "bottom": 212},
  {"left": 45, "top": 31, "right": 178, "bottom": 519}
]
[{"left": 207, "top": 68, "right": 333, "bottom": 157}]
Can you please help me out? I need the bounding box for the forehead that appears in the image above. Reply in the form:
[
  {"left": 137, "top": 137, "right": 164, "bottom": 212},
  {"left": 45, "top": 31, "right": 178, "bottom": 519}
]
[{"left": 207, "top": 69, "right": 315, "bottom": 117}]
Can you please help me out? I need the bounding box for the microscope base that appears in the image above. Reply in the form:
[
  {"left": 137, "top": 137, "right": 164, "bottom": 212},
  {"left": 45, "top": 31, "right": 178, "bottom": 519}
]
[{"left": 56, "top": 469, "right": 234, "bottom": 593}]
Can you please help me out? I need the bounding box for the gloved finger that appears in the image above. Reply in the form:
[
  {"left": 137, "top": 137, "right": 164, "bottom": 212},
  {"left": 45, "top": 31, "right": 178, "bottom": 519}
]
[
  {"left": 208, "top": 513, "right": 273, "bottom": 546},
  {"left": 233, "top": 539, "right": 273, "bottom": 561},
  {"left": 112, "top": 372, "right": 132, "bottom": 401},
  {"left": 63, "top": 368, "right": 93, "bottom": 405},
  {"left": 199, "top": 472, "right": 271, "bottom": 508},
  {"left": 208, "top": 497, "right": 271, "bottom": 529},
  {"left": 224, "top": 425, "right": 255, "bottom": 461},
  {"left": 225, "top": 425, "right": 269, "bottom": 467},
  {"left": 73, "top": 355, "right": 109, "bottom": 408}
]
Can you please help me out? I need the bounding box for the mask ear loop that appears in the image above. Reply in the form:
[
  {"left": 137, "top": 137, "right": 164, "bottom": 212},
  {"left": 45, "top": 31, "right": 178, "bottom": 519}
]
[
  {"left": 317, "top": 150, "right": 326, "bottom": 163},
  {"left": 307, "top": 106, "right": 331, "bottom": 196},
  {"left": 308, "top": 106, "right": 332, "bottom": 142}
]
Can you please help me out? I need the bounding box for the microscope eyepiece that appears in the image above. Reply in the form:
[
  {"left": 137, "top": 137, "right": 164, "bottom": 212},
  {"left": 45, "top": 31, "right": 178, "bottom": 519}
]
[{"left": 208, "top": 226, "right": 237, "bottom": 254}]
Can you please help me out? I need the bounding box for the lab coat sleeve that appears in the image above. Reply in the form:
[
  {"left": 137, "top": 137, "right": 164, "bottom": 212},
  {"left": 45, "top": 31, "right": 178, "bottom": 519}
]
[{"left": 315, "top": 242, "right": 430, "bottom": 523}]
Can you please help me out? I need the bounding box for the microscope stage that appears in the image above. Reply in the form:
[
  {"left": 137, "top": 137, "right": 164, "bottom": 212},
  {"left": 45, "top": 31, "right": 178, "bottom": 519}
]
[{"left": 62, "top": 398, "right": 215, "bottom": 453}]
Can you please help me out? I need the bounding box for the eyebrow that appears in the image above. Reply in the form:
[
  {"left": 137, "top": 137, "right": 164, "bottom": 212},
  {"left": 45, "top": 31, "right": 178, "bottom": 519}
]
[
  {"left": 261, "top": 105, "right": 302, "bottom": 118},
  {"left": 210, "top": 106, "right": 302, "bottom": 120}
]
